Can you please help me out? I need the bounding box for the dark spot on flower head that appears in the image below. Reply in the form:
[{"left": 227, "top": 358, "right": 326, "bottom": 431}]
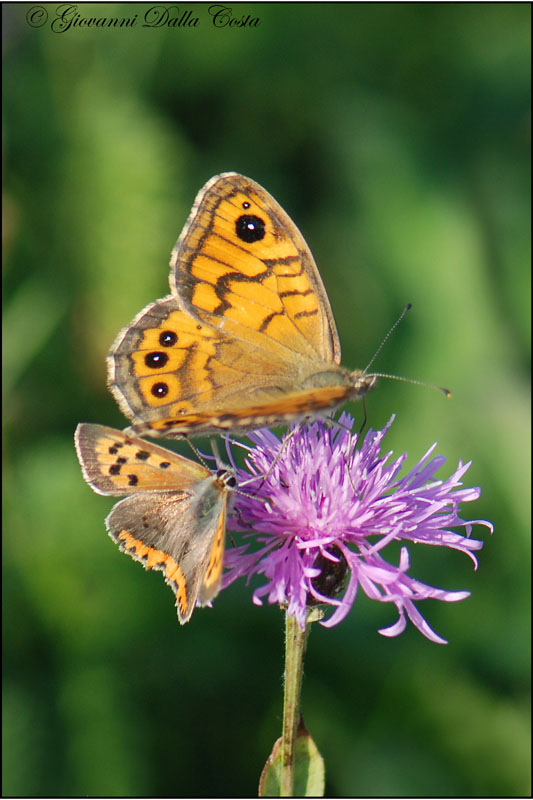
[{"left": 309, "top": 546, "right": 349, "bottom": 602}]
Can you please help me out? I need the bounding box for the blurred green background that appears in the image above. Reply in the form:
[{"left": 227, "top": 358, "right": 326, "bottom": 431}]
[{"left": 3, "top": 3, "right": 530, "bottom": 797}]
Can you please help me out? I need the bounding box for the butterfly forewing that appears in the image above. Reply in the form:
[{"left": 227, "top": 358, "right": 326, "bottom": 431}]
[
  {"left": 170, "top": 173, "right": 341, "bottom": 364},
  {"left": 75, "top": 423, "right": 208, "bottom": 495}
]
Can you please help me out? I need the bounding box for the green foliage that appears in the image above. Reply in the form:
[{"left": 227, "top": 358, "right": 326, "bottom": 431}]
[
  {"left": 3, "top": 3, "right": 530, "bottom": 796},
  {"left": 259, "top": 724, "right": 325, "bottom": 797}
]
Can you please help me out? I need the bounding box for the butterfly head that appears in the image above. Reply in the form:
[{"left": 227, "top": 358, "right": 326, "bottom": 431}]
[
  {"left": 216, "top": 468, "right": 237, "bottom": 490},
  {"left": 350, "top": 370, "right": 378, "bottom": 399}
]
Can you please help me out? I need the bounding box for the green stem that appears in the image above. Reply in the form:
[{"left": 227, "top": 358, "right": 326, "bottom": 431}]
[{"left": 279, "top": 611, "right": 313, "bottom": 796}]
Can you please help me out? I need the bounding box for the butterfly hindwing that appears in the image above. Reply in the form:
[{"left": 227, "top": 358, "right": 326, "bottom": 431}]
[
  {"left": 106, "top": 480, "right": 227, "bottom": 623},
  {"left": 75, "top": 424, "right": 233, "bottom": 623}
]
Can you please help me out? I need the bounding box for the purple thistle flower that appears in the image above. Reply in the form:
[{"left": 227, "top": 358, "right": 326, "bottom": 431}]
[{"left": 222, "top": 413, "right": 492, "bottom": 644}]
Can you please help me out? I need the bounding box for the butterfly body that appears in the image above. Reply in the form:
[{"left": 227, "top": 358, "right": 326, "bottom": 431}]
[
  {"left": 75, "top": 423, "right": 234, "bottom": 623},
  {"left": 108, "top": 173, "right": 376, "bottom": 437}
]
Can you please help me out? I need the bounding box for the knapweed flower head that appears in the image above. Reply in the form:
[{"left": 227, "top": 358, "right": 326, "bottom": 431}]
[{"left": 223, "top": 413, "right": 492, "bottom": 644}]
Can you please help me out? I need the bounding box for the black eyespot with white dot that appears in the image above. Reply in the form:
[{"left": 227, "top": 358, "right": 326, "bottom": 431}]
[
  {"left": 145, "top": 352, "right": 169, "bottom": 369},
  {"left": 151, "top": 382, "right": 169, "bottom": 398},
  {"left": 235, "top": 214, "right": 266, "bottom": 243},
  {"left": 242, "top": 201, "right": 250, "bottom": 209},
  {"left": 159, "top": 330, "right": 178, "bottom": 347}
]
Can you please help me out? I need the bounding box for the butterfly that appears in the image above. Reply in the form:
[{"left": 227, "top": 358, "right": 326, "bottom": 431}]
[
  {"left": 74, "top": 423, "right": 236, "bottom": 623},
  {"left": 107, "top": 172, "right": 377, "bottom": 438}
]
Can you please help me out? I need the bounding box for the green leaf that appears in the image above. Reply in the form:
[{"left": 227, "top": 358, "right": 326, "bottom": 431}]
[{"left": 259, "top": 721, "right": 325, "bottom": 797}]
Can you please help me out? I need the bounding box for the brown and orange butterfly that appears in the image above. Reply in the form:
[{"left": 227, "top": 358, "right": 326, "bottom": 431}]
[
  {"left": 108, "top": 172, "right": 376, "bottom": 437},
  {"left": 75, "top": 423, "right": 235, "bottom": 623}
]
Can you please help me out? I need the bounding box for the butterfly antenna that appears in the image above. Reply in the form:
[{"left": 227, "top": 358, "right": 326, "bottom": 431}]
[
  {"left": 210, "top": 438, "right": 267, "bottom": 506},
  {"left": 184, "top": 436, "right": 210, "bottom": 468},
  {"left": 364, "top": 303, "right": 451, "bottom": 398},
  {"left": 369, "top": 371, "right": 451, "bottom": 397},
  {"left": 238, "top": 427, "right": 297, "bottom": 492},
  {"left": 364, "top": 303, "right": 412, "bottom": 373}
]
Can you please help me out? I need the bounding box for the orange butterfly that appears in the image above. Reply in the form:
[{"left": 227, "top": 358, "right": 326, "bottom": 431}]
[
  {"left": 108, "top": 173, "right": 376, "bottom": 437},
  {"left": 75, "top": 423, "right": 235, "bottom": 623}
]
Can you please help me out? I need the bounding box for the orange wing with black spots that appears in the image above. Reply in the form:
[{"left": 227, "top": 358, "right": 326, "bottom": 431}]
[
  {"left": 107, "top": 173, "right": 376, "bottom": 437},
  {"left": 169, "top": 173, "right": 341, "bottom": 362},
  {"left": 74, "top": 423, "right": 234, "bottom": 623}
]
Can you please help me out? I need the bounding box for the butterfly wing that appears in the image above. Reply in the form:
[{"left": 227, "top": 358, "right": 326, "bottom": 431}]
[
  {"left": 107, "top": 294, "right": 355, "bottom": 436},
  {"left": 105, "top": 478, "right": 228, "bottom": 624},
  {"left": 170, "top": 172, "right": 341, "bottom": 365},
  {"left": 75, "top": 423, "right": 230, "bottom": 623},
  {"left": 75, "top": 423, "right": 209, "bottom": 495}
]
